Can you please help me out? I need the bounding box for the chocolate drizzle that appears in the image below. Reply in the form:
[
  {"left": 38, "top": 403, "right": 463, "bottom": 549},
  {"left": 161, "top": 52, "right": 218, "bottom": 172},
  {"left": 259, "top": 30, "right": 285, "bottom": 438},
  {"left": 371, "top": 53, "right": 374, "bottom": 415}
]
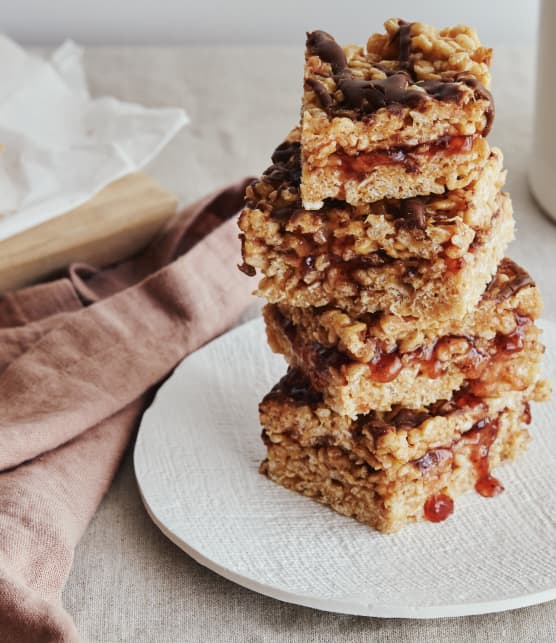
[
  {"left": 306, "top": 28, "right": 425, "bottom": 114},
  {"left": 305, "top": 24, "right": 494, "bottom": 133},
  {"left": 305, "top": 77, "right": 333, "bottom": 109},
  {"left": 265, "top": 140, "right": 301, "bottom": 184},
  {"left": 485, "top": 258, "right": 535, "bottom": 302},
  {"left": 397, "top": 19, "right": 413, "bottom": 68},
  {"left": 262, "top": 368, "right": 323, "bottom": 407},
  {"left": 306, "top": 30, "right": 347, "bottom": 72},
  {"left": 396, "top": 198, "right": 426, "bottom": 229}
]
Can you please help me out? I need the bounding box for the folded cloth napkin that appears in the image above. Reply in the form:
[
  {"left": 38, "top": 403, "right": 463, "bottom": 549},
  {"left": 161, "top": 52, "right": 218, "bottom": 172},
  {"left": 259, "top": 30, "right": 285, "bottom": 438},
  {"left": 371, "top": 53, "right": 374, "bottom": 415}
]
[{"left": 0, "top": 178, "right": 254, "bottom": 643}]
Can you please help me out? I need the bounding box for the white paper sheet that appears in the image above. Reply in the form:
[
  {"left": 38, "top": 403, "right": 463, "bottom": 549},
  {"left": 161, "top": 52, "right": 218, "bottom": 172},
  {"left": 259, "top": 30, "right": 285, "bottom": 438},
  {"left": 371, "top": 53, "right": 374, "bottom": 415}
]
[{"left": 0, "top": 36, "right": 188, "bottom": 241}]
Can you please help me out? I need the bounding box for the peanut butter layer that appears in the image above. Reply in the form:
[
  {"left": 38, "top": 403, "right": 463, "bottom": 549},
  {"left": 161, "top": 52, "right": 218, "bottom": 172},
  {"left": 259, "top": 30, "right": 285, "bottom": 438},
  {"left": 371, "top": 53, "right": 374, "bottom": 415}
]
[
  {"left": 261, "top": 402, "right": 531, "bottom": 533},
  {"left": 301, "top": 20, "right": 494, "bottom": 208}
]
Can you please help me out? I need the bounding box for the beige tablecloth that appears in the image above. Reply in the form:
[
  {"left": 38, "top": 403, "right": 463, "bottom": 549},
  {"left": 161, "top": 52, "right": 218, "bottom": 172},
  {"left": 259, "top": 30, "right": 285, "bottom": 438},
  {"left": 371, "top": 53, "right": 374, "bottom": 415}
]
[{"left": 60, "top": 45, "right": 556, "bottom": 642}]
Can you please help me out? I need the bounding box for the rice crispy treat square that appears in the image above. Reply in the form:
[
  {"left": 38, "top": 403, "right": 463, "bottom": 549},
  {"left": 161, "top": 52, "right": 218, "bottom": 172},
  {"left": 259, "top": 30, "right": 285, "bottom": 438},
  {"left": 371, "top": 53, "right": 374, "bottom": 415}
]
[
  {"left": 239, "top": 130, "right": 512, "bottom": 320},
  {"left": 260, "top": 398, "right": 536, "bottom": 533},
  {"left": 263, "top": 260, "right": 545, "bottom": 415},
  {"left": 301, "top": 20, "right": 494, "bottom": 208},
  {"left": 259, "top": 367, "right": 549, "bottom": 471}
]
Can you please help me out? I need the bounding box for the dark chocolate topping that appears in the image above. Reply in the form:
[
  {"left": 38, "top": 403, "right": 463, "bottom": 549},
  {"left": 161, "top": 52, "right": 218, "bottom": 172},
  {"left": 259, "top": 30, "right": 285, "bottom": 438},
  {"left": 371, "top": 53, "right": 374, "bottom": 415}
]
[
  {"left": 305, "top": 77, "right": 333, "bottom": 109},
  {"left": 395, "top": 197, "right": 427, "bottom": 229},
  {"left": 271, "top": 140, "right": 300, "bottom": 165},
  {"left": 263, "top": 368, "right": 323, "bottom": 407},
  {"left": 418, "top": 79, "right": 463, "bottom": 101},
  {"left": 337, "top": 72, "right": 425, "bottom": 111},
  {"left": 305, "top": 24, "right": 494, "bottom": 132},
  {"left": 484, "top": 258, "right": 534, "bottom": 302},
  {"left": 306, "top": 30, "right": 347, "bottom": 73},
  {"left": 396, "top": 19, "right": 413, "bottom": 68}
]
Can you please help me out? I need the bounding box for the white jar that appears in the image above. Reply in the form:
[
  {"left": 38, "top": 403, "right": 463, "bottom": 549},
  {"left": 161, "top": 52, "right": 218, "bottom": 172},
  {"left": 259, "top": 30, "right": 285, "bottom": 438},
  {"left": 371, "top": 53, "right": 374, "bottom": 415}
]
[{"left": 530, "top": 0, "right": 556, "bottom": 221}]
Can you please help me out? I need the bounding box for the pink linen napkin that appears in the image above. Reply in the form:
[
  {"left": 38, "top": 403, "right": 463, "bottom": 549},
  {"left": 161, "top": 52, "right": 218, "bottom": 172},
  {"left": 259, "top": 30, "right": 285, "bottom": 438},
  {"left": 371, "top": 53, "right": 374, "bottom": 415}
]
[{"left": 0, "top": 179, "right": 254, "bottom": 642}]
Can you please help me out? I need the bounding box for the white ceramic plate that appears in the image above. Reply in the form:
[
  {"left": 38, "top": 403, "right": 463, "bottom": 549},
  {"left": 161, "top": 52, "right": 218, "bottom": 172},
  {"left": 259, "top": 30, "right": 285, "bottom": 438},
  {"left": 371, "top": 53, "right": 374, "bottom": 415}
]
[{"left": 134, "top": 317, "right": 556, "bottom": 618}]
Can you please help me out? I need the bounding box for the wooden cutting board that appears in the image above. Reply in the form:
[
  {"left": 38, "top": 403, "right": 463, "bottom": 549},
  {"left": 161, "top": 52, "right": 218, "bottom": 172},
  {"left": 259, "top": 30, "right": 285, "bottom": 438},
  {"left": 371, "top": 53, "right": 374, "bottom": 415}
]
[{"left": 0, "top": 172, "right": 178, "bottom": 292}]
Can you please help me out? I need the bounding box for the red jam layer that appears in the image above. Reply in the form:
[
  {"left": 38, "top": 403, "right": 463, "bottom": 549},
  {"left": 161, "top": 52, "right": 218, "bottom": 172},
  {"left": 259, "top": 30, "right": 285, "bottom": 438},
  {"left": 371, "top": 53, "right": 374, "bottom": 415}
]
[{"left": 334, "top": 135, "right": 476, "bottom": 180}]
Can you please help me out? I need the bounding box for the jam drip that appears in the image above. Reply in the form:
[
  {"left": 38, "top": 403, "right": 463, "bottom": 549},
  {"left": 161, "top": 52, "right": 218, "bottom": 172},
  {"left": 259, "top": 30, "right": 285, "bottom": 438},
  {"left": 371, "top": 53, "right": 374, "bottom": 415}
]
[
  {"left": 465, "top": 417, "right": 504, "bottom": 497},
  {"left": 369, "top": 351, "right": 403, "bottom": 383},
  {"left": 424, "top": 494, "right": 454, "bottom": 523},
  {"left": 422, "top": 414, "right": 505, "bottom": 524}
]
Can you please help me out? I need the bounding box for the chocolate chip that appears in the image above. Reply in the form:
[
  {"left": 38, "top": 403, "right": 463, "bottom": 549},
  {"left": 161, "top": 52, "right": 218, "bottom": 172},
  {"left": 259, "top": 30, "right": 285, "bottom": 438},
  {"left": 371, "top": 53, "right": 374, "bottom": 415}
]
[
  {"left": 389, "top": 408, "right": 430, "bottom": 427},
  {"left": 270, "top": 206, "right": 295, "bottom": 222},
  {"left": 261, "top": 430, "right": 272, "bottom": 446}
]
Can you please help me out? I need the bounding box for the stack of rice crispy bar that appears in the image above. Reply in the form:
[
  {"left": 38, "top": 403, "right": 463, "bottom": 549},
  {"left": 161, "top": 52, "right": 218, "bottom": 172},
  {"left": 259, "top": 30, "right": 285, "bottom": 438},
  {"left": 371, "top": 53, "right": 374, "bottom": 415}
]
[{"left": 238, "top": 19, "right": 550, "bottom": 532}]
